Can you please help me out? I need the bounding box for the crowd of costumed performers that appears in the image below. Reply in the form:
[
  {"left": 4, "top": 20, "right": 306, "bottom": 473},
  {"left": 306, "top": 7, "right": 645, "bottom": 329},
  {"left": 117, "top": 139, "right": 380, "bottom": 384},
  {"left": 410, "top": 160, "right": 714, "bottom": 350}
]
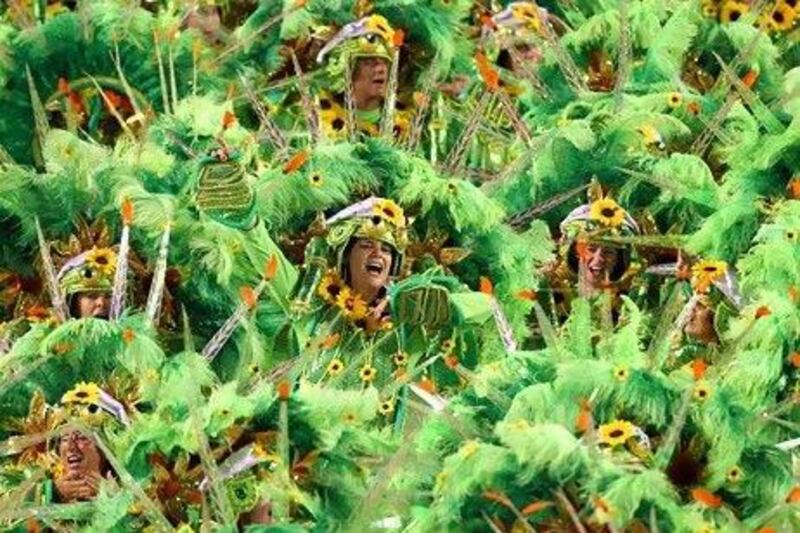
[{"left": 0, "top": 0, "right": 799, "bottom": 531}]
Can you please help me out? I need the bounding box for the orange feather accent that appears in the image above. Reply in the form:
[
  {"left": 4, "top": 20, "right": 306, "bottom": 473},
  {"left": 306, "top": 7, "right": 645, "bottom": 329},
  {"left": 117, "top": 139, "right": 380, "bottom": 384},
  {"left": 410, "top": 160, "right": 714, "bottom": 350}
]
[
  {"left": 240, "top": 286, "right": 258, "bottom": 309},
  {"left": 755, "top": 306, "right": 771, "bottom": 319},
  {"left": 121, "top": 199, "right": 134, "bottom": 225},
  {"left": 482, "top": 490, "right": 512, "bottom": 508},
  {"left": 282, "top": 151, "right": 308, "bottom": 174},
  {"left": 277, "top": 380, "right": 291, "bottom": 400},
  {"left": 122, "top": 329, "right": 136, "bottom": 345},
  {"left": 475, "top": 52, "right": 500, "bottom": 91},
  {"left": 264, "top": 255, "right": 278, "bottom": 281},
  {"left": 222, "top": 110, "right": 237, "bottom": 129},
  {"left": 393, "top": 28, "right": 405, "bottom": 47},
  {"left": 418, "top": 377, "right": 436, "bottom": 394},
  {"left": 691, "top": 488, "right": 722, "bottom": 508},
  {"left": 521, "top": 500, "right": 554, "bottom": 516},
  {"left": 479, "top": 276, "right": 493, "bottom": 295},
  {"left": 691, "top": 359, "right": 708, "bottom": 380},
  {"left": 320, "top": 333, "right": 340, "bottom": 350},
  {"left": 516, "top": 289, "right": 538, "bottom": 301},
  {"left": 741, "top": 70, "right": 758, "bottom": 89}
]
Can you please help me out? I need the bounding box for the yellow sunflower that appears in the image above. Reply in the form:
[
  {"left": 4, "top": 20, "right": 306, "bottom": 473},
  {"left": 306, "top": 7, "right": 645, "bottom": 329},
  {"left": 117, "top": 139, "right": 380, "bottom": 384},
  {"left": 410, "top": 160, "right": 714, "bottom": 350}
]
[
  {"left": 317, "top": 270, "right": 344, "bottom": 304},
  {"left": 336, "top": 288, "right": 368, "bottom": 321},
  {"left": 667, "top": 92, "right": 682, "bottom": 109},
  {"left": 598, "top": 419, "right": 635, "bottom": 447},
  {"left": 769, "top": 3, "right": 796, "bottom": 31},
  {"left": 727, "top": 466, "right": 743, "bottom": 483},
  {"left": 61, "top": 382, "right": 100, "bottom": 405},
  {"left": 694, "top": 381, "right": 712, "bottom": 402},
  {"left": 327, "top": 358, "right": 345, "bottom": 376},
  {"left": 719, "top": 1, "right": 749, "bottom": 23},
  {"left": 691, "top": 259, "right": 727, "bottom": 293},
  {"left": 85, "top": 248, "right": 117, "bottom": 276},
  {"left": 701, "top": 0, "right": 720, "bottom": 18},
  {"left": 308, "top": 173, "right": 324, "bottom": 187},
  {"left": 321, "top": 103, "right": 347, "bottom": 137},
  {"left": 613, "top": 366, "right": 630, "bottom": 381},
  {"left": 359, "top": 364, "right": 377, "bottom": 383},
  {"left": 589, "top": 198, "right": 626, "bottom": 228},
  {"left": 393, "top": 351, "right": 409, "bottom": 366},
  {"left": 378, "top": 399, "right": 395, "bottom": 415},
  {"left": 372, "top": 198, "right": 406, "bottom": 228}
]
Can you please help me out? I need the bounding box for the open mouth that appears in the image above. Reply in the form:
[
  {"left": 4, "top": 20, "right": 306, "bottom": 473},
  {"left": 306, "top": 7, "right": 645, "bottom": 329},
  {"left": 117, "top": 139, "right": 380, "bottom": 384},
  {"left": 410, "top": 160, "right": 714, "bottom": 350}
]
[
  {"left": 67, "top": 453, "right": 84, "bottom": 469},
  {"left": 365, "top": 259, "right": 384, "bottom": 275}
]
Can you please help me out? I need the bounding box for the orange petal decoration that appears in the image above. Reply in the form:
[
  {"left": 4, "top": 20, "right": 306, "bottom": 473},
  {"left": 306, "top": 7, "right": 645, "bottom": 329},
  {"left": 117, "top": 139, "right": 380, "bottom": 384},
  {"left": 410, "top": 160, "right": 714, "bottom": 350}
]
[
  {"left": 686, "top": 101, "right": 701, "bottom": 116},
  {"left": 480, "top": 14, "right": 497, "bottom": 31},
  {"left": 787, "top": 486, "right": 800, "bottom": 503},
  {"left": 521, "top": 500, "right": 554, "bottom": 516},
  {"left": 264, "top": 255, "right": 278, "bottom": 281},
  {"left": 691, "top": 488, "right": 722, "bottom": 508},
  {"left": 756, "top": 528, "right": 776, "bottom": 533},
  {"left": 789, "top": 286, "right": 798, "bottom": 302},
  {"left": 444, "top": 355, "right": 459, "bottom": 369},
  {"left": 790, "top": 353, "right": 800, "bottom": 368},
  {"left": 576, "top": 408, "right": 591, "bottom": 433},
  {"left": 691, "top": 359, "right": 708, "bottom": 380},
  {"left": 57, "top": 78, "right": 70, "bottom": 95},
  {"left": 393, "top": 29, "right": 405, "bottom": 47},
  {"left": 755, "top": 306, "right": 771, "bottom": 319},
  {"left": 418, "top": 377, "right": 437, "bottom": 394},
  {"left": 222, "top": 110, "right": 237, "bottom": 129},
  {"left": 741, "top": 70, "right": 758, "bottom": 89},
  {"left": 277, "top": 380, "right": 291, "bottom": 401},
  {"left": 788, "top": 179, "right": 800, "bottom": 200},
  {"left": 479, "top": 276, "right": 493, "bottom": 295},
  {"left": 482, "top": 490, "right": 512, "bottom": 508},
  {"left": 121, "top": 199, "right": 134, "bottom": 225},
  {"left": 475, "top": 52, "right": 500, "bottom": 91},
  {"left": 240, "top": 286, "right": 258, "bottom": 309},
  {"left": 282, "top": 150, "right": 308, "bottom": 174},
  {"left": 516, "top": 289, "right": 538, "bottom": 301},
  {"left": 320, "top": 333, "right": 340, "bottom": 350},
  {"left": 122, "top": 328, "right": 136, "bottom": 345}
]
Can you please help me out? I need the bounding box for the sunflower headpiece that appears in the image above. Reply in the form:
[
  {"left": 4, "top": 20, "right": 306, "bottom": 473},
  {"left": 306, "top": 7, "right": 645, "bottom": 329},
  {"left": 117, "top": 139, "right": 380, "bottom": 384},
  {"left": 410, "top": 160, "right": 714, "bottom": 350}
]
[
  {"left": 60, "top": 381, "right": 132, "bottom": 428},
  {"left": 57, "top": 247, "right": 118, "bottom": 298}
]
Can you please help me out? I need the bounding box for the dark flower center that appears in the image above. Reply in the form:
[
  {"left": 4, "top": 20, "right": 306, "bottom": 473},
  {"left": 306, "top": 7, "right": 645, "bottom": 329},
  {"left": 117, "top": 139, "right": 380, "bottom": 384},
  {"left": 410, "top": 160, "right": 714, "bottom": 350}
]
[
  {"left": 609, "top": 429, "right": 624, "bottom": 438},
  {"left": 601, "top": 207, "right": 617, "bottom": 218},
  {"left": 729, "top": 10, "right": 741, "bottom": 21},
  {"left": 332, "top": 118, "right": 345, "bottom": 130},
  {"left": 703, "top": 266, "right": 717, "bottom": 272},
  {"left": 326, "top": 284, "right": 341, "bottom": 298},
  {"left": 772, "top": 11, "right": 785, "bottom": 23}
]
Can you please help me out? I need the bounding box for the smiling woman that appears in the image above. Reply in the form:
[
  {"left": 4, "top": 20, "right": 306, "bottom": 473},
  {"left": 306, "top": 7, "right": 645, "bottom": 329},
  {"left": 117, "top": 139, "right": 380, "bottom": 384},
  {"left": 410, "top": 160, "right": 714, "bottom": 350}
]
[{"left": 347, "top": 238, "right": 394, "bottom": 304}]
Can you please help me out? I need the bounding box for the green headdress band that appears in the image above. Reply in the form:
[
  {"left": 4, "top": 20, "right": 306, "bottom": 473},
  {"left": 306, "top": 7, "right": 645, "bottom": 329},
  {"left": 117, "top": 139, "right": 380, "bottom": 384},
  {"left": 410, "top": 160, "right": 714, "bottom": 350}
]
[
  {"left": 325, "top": 197, "right": 408, "bottom": 277},
  {"left": 57, "top": 247, "right": 117, "bottom": 297}
]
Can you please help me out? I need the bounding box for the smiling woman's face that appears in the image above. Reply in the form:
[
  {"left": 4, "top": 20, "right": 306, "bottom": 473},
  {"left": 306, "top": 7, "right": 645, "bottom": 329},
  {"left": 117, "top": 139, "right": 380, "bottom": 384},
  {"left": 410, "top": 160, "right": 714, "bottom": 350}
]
[{"left": 347, "top": 238, "right": 393, "bottom": 303}]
